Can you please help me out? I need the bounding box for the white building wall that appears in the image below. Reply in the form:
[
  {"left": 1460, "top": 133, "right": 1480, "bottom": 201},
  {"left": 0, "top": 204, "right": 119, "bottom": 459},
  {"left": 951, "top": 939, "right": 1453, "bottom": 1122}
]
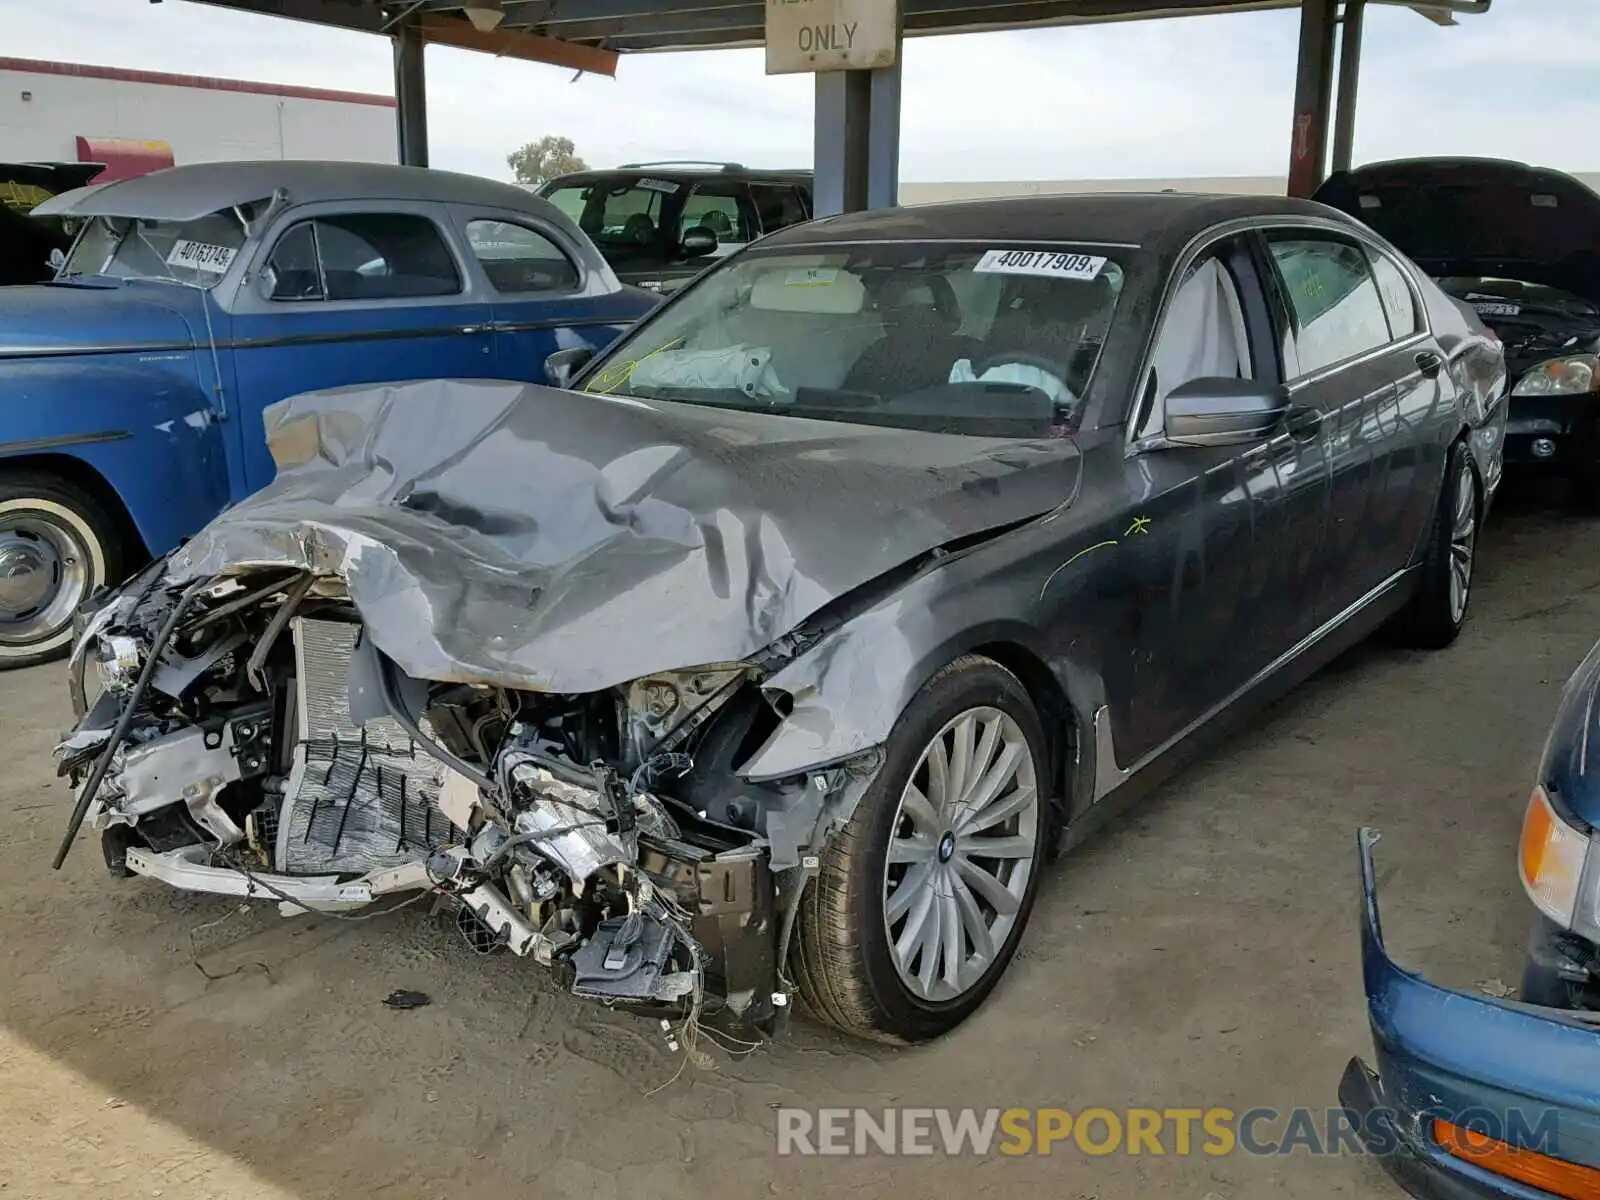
[{"left": 0, "top": 62, "right": 396, "bottom": 165}]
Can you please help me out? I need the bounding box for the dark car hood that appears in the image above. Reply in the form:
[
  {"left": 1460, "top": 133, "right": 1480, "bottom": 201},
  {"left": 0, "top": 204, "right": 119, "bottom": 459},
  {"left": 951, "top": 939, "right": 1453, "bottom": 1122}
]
[
  {"left": 1313, "top": 158, "right": 1600, "bottom": 304},
  {"left": 0, "top": 281, "right": 197, "bottom": 357},
  {"left": 1543, "top": 637, "right": 1600, "bottom": 828},
  {"left": 166, "top": 379, "right": 1080, "bottom": 693}
]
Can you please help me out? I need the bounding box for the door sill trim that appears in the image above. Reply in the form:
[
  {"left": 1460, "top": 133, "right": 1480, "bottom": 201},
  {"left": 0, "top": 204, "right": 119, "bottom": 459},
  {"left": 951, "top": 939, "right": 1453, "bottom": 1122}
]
[{"left": 1091, "top": 566, "right": 1416, "bottom": 801}]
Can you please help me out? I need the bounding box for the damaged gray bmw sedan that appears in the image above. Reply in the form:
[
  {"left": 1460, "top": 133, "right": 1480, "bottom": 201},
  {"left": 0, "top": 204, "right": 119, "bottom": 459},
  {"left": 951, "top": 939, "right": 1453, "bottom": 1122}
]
[{"left": 51, "top": 193, "right": 1507, "bottom": 1044}]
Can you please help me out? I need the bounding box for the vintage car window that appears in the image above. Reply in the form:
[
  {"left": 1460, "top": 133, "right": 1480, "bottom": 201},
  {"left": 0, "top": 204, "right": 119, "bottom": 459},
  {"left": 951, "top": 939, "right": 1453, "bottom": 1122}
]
[
  {"left": 61, "top": 204, "right": 261, "bottom": 288},
  {"left": 580, "top": 241, "right": 1126, "bottom": 436},
  {"left": 1366, "top": 250, "right": 1419, "bottom": 339},
  {"left": 749, "top": 183, "right": 809, "bottom": 235},
  {"left": 544, "top": 180, "right": 668, "bottom": 249},
  {"left": 1267, "top": 235, "right": 1392, "bottom": 375},
  {"left": 264, "top": 213, "right": 461, "bottom": 302},
  {"left": 465, "top": 219, "right": 579, "bottom": 293},
  {"left": 679, "top": 182, "right": 755, "bottom": 249}
]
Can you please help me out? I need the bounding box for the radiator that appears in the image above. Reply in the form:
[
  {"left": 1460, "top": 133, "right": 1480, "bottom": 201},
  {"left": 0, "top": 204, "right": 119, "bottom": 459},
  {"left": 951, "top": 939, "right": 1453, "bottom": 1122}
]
[{"left": 274, "top": 616, "right": 452, "bottom": 875}]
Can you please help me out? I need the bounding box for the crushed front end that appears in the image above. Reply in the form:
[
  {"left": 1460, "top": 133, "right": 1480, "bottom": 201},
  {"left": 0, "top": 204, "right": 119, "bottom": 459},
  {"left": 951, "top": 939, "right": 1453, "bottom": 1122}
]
[{"left": 55, "top": 566, "right": 875, "bottom": 1033}]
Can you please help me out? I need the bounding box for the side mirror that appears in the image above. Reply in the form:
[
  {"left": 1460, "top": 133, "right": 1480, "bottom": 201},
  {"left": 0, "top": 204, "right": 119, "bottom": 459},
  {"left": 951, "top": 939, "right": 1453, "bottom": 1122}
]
[
  {"left": 680, "top": 227, "right": 718, "bottom": 259},
  {"left": 1162, "top": 377, "right": 1290, "bottom": 447},
  {"left": 544, "top": 346, "right": 594, "bottom": 390},
  {"left": 47, "top": 247, "right": 67, "bottom": 275}
]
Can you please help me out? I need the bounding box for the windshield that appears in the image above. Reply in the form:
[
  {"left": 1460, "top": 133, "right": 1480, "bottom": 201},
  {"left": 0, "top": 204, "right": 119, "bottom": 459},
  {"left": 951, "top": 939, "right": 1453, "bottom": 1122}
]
[
  {"left": 1437, "top": 276, "right": 1600, "bottom": 320},
  {"left": 579, "top": 241, "right": 1127, "bottom": 437},
  {"left": 60, "top": 204, "right": 260, "bottom": 287},
  {"left": 541, "top": 177, "right": 678, "bottom": 250}
]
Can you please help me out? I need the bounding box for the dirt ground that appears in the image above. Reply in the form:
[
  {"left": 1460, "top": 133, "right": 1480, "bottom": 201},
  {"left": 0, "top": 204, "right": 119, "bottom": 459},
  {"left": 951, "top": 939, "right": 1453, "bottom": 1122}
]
[{"left": 2, "top": 482, "right": 1596, "bottom": 1200}]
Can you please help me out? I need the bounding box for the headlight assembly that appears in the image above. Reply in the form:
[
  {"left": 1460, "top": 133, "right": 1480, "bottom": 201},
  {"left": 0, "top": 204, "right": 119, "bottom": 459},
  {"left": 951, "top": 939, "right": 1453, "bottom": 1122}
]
[
  {"left": 1512, "top": 353, "right": 1600, "bottom": 397},
  {"left": 1520, "top": 784, "right": 1589, "bottom": 928}
]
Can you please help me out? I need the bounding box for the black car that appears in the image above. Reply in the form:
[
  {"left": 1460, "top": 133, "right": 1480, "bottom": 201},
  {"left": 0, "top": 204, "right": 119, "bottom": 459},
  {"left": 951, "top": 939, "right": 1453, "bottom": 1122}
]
[
  {"left": 536, "top": 160, "right": 811, "bottom": 293},
  {"left": 1316, "top": 158, "right": 1600, "bottom": 503},
  {"left": 0, "top": 161, "right": 102, "bottom": 285},
  {"left": 53, "top": 192, "right": 1505, "bottom": 1046}
]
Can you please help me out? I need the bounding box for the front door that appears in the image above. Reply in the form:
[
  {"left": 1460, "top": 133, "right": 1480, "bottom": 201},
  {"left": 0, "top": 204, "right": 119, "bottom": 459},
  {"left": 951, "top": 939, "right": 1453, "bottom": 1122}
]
[
  {"left": 1111, "top": 234, "right": 1327, "bottom": 762},
  {"left": 230, "top": 207, "right": 494, "bottom": 492}
]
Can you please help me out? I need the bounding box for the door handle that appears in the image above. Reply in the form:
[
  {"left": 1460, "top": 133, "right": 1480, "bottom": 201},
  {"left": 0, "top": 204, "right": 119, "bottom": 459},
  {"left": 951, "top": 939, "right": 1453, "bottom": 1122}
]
[
  {"left": 1414, "top": 349, "right": 1444, "bottom": 378},
  {"left": 460, "top": 324, "right": 492, "bottom": 335}
]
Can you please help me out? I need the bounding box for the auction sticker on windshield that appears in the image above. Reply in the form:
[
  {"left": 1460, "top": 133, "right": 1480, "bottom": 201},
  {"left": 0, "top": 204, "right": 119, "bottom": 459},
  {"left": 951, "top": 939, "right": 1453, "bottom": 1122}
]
[
  {"left": 165, "top": 239, "right": 238, "bottom": 275},
  {"left": 974, "top": 249, "right": 1106, "bottom": 280}
]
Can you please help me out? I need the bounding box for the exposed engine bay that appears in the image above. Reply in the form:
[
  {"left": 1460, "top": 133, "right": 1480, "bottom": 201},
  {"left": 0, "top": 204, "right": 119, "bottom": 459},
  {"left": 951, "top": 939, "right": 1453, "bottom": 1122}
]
[{"left": 55, "top": 563, "right": 882, "bottom": 1033}]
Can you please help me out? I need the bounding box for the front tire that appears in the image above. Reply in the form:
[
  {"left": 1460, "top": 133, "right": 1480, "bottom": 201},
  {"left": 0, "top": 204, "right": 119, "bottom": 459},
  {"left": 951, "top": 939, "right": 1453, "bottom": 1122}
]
[
  {"left": 0, "top": 472, "right": 120, "bottom": 670},
  {"left": 1393, "top": 440, "right": 1478, "bottom": 650},
  {"left": 791, "top": 655, "right": 1049, "bottom": 1043}
]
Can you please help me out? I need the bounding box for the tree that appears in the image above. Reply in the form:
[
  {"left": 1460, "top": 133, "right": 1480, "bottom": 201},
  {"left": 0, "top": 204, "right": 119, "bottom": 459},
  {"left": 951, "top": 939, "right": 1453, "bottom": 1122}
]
[{"left": 506, "top": 136, "right": 588, "bottom": 186}]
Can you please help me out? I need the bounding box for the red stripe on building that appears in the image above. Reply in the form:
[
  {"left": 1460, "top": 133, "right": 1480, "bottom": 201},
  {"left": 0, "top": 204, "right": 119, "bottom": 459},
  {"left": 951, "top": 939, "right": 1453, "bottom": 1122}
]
[{"left": 0, "top": 57, "right": 396, "bottom": 109}]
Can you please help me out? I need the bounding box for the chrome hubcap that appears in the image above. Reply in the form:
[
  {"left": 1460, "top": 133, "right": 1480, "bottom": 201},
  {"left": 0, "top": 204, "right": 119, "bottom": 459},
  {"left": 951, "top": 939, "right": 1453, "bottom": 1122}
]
[
  {"left": 882, "top": 706, "right": 1039, "bottom": 1003},
  {"left": 1448, "top": 459, "right": 1476, "bottom": 624},
  {"left": 0, "top": 514, "right": 90, "bottom": 648}
]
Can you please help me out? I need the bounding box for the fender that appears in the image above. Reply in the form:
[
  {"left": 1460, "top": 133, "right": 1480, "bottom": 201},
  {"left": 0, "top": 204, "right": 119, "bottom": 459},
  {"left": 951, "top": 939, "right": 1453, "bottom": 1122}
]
[
  {"left": 0, "top": 358, "right": 231, "bottom": 557},
  {"left": 738, "top": 538, "right": 1102, "bottom": 793}
]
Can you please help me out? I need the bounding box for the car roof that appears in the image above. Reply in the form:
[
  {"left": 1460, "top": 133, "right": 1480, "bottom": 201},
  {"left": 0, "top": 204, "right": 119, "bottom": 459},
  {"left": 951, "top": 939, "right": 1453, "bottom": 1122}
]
[
  {"left": 543, "top": 166, "right": 813, "bottom": 187},
  {"left": 765, "top": 191, "right": 1348, "bottom": 250},
  {"left": 32, "top": 160, "right": 562, "bottom": 224}
]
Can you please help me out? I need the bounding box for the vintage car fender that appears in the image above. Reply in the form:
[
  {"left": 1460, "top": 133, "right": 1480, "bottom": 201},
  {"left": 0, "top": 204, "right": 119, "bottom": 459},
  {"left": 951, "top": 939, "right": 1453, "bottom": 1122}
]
[{"left": 0, "top": 357, "right": 231, "bottom": 559}]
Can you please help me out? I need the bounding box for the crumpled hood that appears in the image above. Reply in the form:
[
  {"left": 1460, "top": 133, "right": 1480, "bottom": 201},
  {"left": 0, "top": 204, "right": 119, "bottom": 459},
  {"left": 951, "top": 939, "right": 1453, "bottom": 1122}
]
[
  {"left": 0, "top": 281, "right": 196, "bottom": 357},
  {"left": 1314, "top": 158, "right": 1600, "bottom": 304},
  {"left": 167, "top": 379, "right": 1080, "bottom": 693}
]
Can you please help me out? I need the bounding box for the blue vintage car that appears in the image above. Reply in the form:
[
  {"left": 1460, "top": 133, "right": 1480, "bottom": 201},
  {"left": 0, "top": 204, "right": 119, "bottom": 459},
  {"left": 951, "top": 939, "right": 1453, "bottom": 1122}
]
[
  {"left": 0, "top": 160, "right": 655, "bottom": 668},
  {"left": 1342, "top": 637, "right": 1600, "bottom": 1198}
]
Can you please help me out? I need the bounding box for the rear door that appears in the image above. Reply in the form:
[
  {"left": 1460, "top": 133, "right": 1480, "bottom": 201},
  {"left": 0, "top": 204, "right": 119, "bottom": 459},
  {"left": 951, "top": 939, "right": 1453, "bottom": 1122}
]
[
  {"left": 748, "top": 180, "right": 812, "bottom": 237},
  {"left": 230, "top": 204, "right": 494, "bottom": 491},
  {"left": 455, "top": 210, "right": 639, "bottom": 379},
  {"left": 1261, "top": 227, "right": 1445, "bottom": 619}
]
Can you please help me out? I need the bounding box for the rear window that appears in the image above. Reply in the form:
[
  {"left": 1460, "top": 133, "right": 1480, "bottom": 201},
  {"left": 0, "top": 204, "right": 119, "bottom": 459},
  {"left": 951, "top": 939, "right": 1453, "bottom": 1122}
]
[
  {"left": 540, "top": 177, "right": 678, "bottom": 249},
  {"left": 581, "top": 241, "right": 1127, "bottom": 437}
]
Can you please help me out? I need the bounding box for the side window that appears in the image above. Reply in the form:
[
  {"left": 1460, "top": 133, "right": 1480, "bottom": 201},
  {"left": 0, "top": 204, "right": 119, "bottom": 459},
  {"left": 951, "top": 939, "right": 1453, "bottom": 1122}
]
[
  {"left": 264, "top": 212, "right": 461, "bottom": 302},
  {"left": 264, "top": 221, "right": 321, "bottom": 301},
  {"left": 1267, "top": 235, "right": 1391, "bottom": 375},
  {"left": 749, "top": 184, "right": 809, "bottom": 235},
  {"left": 1139, "top": 250, "right": 1255, "bottom": 440},
  {"left": 679, "top": 183, "right": 755, "bottom": 248},
  {"left": 1367, "top": 250, "right": 1420, "bottom": 340},
  {"left": 465, "top": 219, "right": 579, "bottom": 293}
]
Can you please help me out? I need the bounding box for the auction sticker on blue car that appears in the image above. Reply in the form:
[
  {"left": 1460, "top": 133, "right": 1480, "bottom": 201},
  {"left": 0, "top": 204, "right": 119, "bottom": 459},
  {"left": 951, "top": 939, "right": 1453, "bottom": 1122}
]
[
  {"left": 974, "top": 249, "right": 1106, "bottom": 280},
  {"left": 165, "top": 239, "right": 238, "bottom": 275}
]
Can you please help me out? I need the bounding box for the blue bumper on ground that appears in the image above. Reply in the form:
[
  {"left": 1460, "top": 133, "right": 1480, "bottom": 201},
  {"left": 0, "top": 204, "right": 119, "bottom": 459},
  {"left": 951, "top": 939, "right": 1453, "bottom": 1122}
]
[{"left": 1341, "top": 828, "right": 1600, "bottom": 1200}]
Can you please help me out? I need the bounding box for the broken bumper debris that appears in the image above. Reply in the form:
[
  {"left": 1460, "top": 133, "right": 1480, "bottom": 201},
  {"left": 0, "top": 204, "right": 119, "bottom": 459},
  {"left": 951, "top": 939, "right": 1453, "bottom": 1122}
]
[{"left": 52, "top": 567, "right": 877, "bottom": 1033}]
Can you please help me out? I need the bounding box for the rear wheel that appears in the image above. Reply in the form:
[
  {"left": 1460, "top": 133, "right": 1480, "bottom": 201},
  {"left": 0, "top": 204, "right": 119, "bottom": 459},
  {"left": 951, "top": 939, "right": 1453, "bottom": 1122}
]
[
  {"left": 0, "top": 473, "right": 120, "bottom": 670},
  {"left": 1393, "top": 441, "right": 1478, "bottom": 650},
  {"left": 791, "top": 655, "right": 1049, "bottom": 1043}
]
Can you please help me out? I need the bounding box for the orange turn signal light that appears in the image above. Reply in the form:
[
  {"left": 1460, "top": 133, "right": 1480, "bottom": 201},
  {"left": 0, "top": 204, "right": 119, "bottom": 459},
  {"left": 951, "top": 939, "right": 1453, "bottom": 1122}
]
[{"left": 1435, "top": 1118, "right": 1600, "bottom": 1198}]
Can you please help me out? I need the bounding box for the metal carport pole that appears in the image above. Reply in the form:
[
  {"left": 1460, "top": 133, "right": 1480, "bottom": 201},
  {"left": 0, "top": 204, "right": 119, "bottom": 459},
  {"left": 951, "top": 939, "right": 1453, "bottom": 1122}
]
[
  {"left": 1330, "top": 0, "right": 1366, "bottom": 174},
  {"left": 1286, "top": 0, "right": 1337, "bottom": 198},
  {"left": 393, "top": 18, "right": 430, "bottom": 168},
  {"left": 812, "top": 6, "right": 903, "bottom": 215}
]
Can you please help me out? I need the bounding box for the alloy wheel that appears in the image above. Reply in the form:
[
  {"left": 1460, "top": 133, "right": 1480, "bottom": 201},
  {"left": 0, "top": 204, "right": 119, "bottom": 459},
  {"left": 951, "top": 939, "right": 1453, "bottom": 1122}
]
[
  {"left": 1448, "top": 457, "right": 1476, "bottom": 624},
  {"left": 882, "top": 706, "right": 1039, "bottom": 1003}
]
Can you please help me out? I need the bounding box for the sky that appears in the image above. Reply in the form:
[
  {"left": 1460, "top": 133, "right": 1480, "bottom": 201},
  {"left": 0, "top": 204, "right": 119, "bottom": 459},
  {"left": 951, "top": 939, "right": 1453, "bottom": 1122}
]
[{"left": 5, "top": 0, "right": 1599, "bottom": 183}]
